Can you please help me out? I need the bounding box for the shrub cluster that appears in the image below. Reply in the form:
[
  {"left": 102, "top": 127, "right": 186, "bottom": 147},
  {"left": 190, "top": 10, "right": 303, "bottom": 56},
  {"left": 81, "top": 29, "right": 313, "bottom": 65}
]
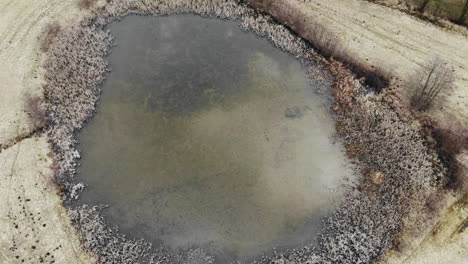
[
  {"left": 429, "top": 117, "right": 468, "bottom": 190},
  {"left": 435, "top": 119, "right": 468, "bottom": 156}
]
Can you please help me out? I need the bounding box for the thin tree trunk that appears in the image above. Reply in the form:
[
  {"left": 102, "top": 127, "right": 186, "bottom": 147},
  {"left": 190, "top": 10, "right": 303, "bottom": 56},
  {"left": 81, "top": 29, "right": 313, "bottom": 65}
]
[
  {"left": 457, "top": 0, "right": 468, "bottom": 24},
  {"left": 419, "top": 0, "right": 431, "bottom": 12},
  {"left": 417, "top": 64, "right": 436, "bottom": 102}
]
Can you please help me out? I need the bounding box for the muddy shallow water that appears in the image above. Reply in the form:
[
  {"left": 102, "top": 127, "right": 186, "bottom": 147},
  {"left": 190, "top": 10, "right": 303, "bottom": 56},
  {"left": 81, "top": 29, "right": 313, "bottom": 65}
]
[{"left": 76, "top": 15, "right": 353, "bottom": 261}]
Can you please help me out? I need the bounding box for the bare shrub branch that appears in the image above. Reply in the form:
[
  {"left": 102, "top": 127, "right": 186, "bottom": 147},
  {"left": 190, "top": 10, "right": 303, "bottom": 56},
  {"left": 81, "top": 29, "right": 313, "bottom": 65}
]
[
  {"left": 409, "top": 57, "right": 455, "bottom": 111},
  {"left": 40, "top": 22, "right": 61, "bottom": 53},
  {"left": 24, "top": 93, "right": 48, "bottom": 127}
]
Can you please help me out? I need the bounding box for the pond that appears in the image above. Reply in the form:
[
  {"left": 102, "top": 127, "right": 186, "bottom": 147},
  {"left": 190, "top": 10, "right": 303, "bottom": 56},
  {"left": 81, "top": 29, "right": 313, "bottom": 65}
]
[{"left": 76, "top": 14, "right": 352, "bottom": 262}]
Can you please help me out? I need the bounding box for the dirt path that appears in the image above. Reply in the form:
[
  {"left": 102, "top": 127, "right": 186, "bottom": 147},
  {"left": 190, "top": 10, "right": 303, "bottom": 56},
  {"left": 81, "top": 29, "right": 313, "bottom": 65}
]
[{"left": 0, "top": 0, "right": 94, "bottom": 263}]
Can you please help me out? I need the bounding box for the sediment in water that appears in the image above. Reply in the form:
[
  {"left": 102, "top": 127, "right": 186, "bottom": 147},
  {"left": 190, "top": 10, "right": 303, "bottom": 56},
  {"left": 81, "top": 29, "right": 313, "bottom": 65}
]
[{"left": 42, "top": 0, "right": 447, "bottom": 263}]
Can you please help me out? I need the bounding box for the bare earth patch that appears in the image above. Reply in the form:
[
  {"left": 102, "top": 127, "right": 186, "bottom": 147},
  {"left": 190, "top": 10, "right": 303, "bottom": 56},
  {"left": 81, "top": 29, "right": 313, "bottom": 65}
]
[{"left": 0, "top": 135, "right": 95, "bottom": 264}]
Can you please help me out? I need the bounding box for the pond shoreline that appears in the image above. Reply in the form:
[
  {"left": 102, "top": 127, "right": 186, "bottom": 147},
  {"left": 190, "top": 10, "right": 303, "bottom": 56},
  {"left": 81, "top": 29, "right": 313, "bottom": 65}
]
[{"left": 42, "top": 0, "right": 449, "bottom": 263}]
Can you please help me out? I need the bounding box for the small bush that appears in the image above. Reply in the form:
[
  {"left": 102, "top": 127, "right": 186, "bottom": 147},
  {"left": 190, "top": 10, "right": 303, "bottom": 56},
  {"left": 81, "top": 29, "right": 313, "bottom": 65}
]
[
  {"left": 421, "top": 115, "right": 468, "bottom": 190},
  {"left": 436, "top": 120, "right": 468, "bottom": 190},
  {"left": 40, "top": 22, "right": 61, "bottom": 52},
  {"left": 409, "top": 57, "right": 455, "bottom": 111},
  {"left": 437, "top": 120, "right": 468, "bottom": 155},
  {"left": 24, "top": 93, "right": 48, "bottom": 127}
]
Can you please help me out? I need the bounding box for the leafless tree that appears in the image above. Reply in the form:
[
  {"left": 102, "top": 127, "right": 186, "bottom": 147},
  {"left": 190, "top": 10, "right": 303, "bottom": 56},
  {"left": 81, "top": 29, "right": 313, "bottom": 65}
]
[{"left": 409, "top": 57, "right": 455, "bottom": 111}]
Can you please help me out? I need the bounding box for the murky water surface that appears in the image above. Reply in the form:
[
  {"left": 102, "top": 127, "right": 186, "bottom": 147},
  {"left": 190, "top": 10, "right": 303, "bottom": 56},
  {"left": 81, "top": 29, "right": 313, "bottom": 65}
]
[{"left": 77, "top": 15, "right": 352, "bottom": 260}]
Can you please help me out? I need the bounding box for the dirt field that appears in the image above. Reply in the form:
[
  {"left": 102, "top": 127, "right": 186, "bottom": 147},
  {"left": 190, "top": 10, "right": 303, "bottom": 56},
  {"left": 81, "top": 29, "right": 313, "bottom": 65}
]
[
  {"left": 0, "top": 0, "right": 93, "bottom": 263},
  {"left": 0, "top": 0, "right": 466, "bottom": 263},
  {"left": 0, "top": 135, "right": 95, "bottom": 263}
]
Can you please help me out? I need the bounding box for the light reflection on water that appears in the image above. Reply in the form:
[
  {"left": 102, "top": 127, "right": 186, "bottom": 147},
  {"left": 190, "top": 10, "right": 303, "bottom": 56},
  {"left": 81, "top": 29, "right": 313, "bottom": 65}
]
[{"left": 76, "top": 14, "right": 352, "bottom": 261}]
